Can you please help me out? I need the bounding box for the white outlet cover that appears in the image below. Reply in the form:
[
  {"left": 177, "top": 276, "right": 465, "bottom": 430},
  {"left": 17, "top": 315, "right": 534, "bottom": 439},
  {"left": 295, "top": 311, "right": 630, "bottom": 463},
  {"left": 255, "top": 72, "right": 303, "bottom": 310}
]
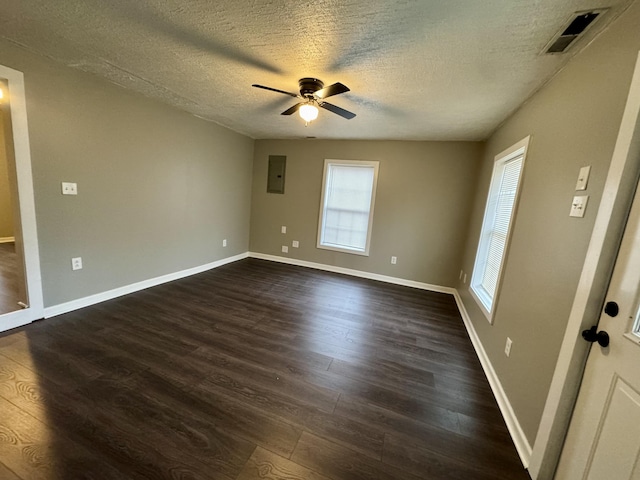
[
  {"left": 570, "top": 195, "right": 589, "bottom": 218},
  {"left": 391, "top": 256, "right": 397, "bottom": 264},
  {"left": 505, "top": 337, "right": 513, "bottom": 357},
  {"left": 281, "top": 226, "right": 287, "bottom": 234},
  {"left": 71, "top": 257, "right": 82, "bottom": 270},
  {"left": 281, "top": 245, "right": 288, "bottom": 253},
  {"left": 292, "top": 240, "right": 299, "bottom": 248},
  {"left": 62, "top": 182, "right": 78, "bottom": 195},
  {"left": 222, "top": 239, "right": 227, "bottom": 247}
]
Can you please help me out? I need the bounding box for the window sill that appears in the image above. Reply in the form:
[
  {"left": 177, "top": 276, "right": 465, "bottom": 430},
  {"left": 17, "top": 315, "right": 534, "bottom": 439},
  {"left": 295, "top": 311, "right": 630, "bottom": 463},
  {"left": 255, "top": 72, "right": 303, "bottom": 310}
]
[
  {"left": 317, "top": 243, "right": 370, "bottom": 256},
  {"left": 469, "top": 285, "right": 495, "bottom": 325}
]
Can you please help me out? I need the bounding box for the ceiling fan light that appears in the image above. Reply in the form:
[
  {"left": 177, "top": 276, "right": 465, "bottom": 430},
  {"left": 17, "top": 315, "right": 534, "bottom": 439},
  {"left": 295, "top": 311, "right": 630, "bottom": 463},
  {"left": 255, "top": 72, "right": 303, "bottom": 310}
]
[{"left": 299, "top": 103, "right": 319, "bottom": 122}]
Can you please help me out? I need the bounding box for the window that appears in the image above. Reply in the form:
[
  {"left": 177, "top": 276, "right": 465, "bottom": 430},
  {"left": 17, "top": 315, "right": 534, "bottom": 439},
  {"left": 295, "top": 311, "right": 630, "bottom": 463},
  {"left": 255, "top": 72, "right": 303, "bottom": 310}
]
[
  {"left": 317, "top": 159, "right": 379, "bottom": 256},
  {"left": 471, "top": 137, "right": 529, "bottom": 322}
]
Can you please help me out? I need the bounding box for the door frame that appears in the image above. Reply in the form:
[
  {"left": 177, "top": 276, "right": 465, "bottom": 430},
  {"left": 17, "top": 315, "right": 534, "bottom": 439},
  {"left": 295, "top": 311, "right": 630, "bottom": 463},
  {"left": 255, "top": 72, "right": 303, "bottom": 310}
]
[
  {"left": 528, "top": 50, "right": 640, "bottom": 479},
  {"left": 0, "top": 64, "right": 43, "bottom": 332}
]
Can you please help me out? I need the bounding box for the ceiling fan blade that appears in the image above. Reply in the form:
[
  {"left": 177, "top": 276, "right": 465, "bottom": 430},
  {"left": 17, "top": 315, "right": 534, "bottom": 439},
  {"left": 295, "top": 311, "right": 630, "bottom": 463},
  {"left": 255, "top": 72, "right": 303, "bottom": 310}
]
[
  {"left": 252, "top": 84, "right": 299, "bottom": 98},
  {"left": 281, "top": 103, "right": 304, "bottom": 115},
  {"left": 315, "top": 82, "right": 350, "bottom": 99},
  {"left": 319, "top": 101, "right": 356, "bottom": 119}
]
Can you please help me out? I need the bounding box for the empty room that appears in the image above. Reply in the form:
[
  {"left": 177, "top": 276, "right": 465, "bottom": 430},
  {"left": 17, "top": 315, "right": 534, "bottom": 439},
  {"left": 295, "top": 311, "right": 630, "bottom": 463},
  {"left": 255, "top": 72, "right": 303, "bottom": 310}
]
[{"left": 1, "top": 1, "right": 640, "bottom": 479}]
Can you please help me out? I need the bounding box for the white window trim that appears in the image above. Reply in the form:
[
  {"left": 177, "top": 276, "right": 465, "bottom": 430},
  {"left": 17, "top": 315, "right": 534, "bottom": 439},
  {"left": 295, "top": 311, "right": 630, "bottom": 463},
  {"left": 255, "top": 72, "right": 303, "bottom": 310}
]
[
  {"left": 470, "top": 136, "right": 530, "bottom": 324},
  {"left": 316, "top": 159, "right": 379, "bottom": 256}
]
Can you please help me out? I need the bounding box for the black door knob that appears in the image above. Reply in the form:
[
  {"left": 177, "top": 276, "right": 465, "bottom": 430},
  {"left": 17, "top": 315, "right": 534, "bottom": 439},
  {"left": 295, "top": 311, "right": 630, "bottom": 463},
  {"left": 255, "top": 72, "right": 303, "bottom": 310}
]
[
  {"left": 581, "top": 326, "right": 610, "bottom": 347},
  {"left": 604, "top": 301, "right": 619, "bottom": 317}
]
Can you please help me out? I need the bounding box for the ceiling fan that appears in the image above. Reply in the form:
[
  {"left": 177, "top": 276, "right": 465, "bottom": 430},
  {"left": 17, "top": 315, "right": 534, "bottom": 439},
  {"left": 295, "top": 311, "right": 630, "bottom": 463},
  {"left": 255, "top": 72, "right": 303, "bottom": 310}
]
[{"left": 252, "top": 78, "right": 356, "bottom": 124}]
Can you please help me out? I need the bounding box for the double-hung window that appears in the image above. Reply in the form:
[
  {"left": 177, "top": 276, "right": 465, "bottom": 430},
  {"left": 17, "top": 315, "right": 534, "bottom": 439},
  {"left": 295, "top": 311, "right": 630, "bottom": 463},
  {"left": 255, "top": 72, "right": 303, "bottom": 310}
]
[
  {"left": 471, "top": 137, "right": 529, "bottom": 323},
  {"left": 317, "top": 159, "right": 379, "bottom": 256}
]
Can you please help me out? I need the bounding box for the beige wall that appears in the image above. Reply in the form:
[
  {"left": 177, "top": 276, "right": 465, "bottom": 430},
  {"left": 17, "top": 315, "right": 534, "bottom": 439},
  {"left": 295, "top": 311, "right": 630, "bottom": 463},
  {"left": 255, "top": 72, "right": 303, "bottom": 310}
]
[
  {"left": 0, "top": 112, "right": 15, "bottom": 238},
  {"left": 457, "top": 2, "right": 640, "bottom": 445},
  {"left": 0, "top": 39, "right": 254, "bottom": 307},
  {"left": 250, "top": 140, "right": 483, "bottom": 287}
]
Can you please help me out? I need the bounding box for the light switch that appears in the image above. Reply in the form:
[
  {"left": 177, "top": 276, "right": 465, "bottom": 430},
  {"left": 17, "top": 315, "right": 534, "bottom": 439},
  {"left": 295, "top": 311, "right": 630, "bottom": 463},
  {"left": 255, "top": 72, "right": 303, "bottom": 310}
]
[
  {"left": 575, "top": 166, "right": 591, "bottom": 191},
  {"left": 281, "top": 226, "right": 287, "bottom": 234},
  {"left": 570, "top": 195, "right": 589, "bottom": 217}
]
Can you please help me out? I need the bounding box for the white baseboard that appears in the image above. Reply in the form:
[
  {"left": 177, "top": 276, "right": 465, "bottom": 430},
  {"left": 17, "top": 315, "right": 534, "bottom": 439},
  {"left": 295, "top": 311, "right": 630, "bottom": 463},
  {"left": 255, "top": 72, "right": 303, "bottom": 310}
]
[
  {"left": 249, "top": 252, "right": 456, "bottom": 295},
  {"left": 0, "top": 236, "right": 15, "bottom": 243},
  {"left": 44, "top": 252, "right": 249, "bottom": 318},
  {"left": 452, "top": 290, "right": 533, "bottom": 468}
]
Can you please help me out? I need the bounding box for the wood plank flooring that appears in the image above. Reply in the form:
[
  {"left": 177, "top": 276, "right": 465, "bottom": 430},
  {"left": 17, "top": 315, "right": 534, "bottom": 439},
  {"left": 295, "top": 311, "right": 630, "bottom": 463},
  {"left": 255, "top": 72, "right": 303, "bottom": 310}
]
[{"left": 0, "top": 258, "right": 530, "bottom": 479}]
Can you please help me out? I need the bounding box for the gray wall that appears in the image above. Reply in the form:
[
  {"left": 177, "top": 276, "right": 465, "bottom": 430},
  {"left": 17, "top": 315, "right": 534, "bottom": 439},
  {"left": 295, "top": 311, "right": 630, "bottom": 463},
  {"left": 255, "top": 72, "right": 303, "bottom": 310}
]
[
  {"left": 457, "top": 1, "right": 640, "bottom": 445},
  {"left": 250, "top": 140, "right": 483, "bottom": 287},
  {"left": 0, "top": 39, "right": 254, "bottom": 307}
]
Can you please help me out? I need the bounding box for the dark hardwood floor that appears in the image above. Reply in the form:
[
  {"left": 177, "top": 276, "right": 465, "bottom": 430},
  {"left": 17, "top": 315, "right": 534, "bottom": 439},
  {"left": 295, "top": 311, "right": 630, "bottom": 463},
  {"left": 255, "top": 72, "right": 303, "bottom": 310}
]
[{"left": 0, "top": 258, "right": 530, "bottom": 479}]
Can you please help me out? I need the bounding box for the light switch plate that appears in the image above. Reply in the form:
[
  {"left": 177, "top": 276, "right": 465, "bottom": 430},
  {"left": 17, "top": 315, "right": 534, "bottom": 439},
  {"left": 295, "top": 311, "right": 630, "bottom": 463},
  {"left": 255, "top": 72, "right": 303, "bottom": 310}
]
[
  {"left": 575, "top": 166, "right": 591, "bottom": 191},
  {"left": 281, "top": 226, "right": 287, "bottom": 234},
  {"left": 570, "top": 195, "right": 589, "bottom": 217}
]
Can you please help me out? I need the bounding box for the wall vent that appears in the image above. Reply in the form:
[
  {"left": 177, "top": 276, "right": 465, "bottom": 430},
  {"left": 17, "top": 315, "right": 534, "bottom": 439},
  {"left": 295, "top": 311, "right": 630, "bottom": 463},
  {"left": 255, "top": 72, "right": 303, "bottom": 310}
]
[{"left": 543, "top": 9, "right": 607, "bottom": 54}]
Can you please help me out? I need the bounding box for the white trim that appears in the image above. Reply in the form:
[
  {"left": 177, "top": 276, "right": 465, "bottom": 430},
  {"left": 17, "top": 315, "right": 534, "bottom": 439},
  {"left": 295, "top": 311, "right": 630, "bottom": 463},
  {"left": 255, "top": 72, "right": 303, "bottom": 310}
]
[
  {"left": 453, "top": 289, "right": 533, "bottom": 467},
  {"left": 0, "top": 236, "right": 15, "bottom": 243},
  {"left": 249, "top": 252, "right": 454, "bottom": 294},
  {"left": 529, "top": 50, "right": 640, "bottom": 479},
  {"left": 0, "top": 315, "right": 33, "bottom": 333},
  {"left": 43, "top": 253, "right": 248, "bottom": 319}
]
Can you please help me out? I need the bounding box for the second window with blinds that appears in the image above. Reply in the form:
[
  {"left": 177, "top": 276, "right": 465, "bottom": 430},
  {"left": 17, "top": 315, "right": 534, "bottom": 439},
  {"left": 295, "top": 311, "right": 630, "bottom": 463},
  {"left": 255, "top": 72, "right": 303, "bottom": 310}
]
[
  {"left": 317, "top": 159, "right": 379, "bottom": 256},
  {"left": 471, "top": 137, "right": 529, "bottom": 323}
]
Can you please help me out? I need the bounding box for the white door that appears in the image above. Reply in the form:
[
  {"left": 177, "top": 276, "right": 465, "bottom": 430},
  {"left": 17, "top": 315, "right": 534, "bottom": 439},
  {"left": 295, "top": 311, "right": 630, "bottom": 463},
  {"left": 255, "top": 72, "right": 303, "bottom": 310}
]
[{"left": 555, "top": 177, "right": 640, "bottom": 479}]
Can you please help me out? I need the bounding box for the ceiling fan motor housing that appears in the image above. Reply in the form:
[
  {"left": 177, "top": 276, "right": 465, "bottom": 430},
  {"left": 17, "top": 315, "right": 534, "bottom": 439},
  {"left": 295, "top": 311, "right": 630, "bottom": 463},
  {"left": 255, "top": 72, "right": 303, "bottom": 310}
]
[{"left": 299, "top": 78, "right": 324, "bottom": 98}]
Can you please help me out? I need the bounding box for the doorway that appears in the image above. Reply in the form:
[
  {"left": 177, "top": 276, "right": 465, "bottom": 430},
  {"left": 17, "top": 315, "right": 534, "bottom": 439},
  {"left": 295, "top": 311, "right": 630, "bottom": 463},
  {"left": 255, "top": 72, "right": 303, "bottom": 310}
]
[{"left": 0, "top": 64, "right": 43, "bottom": 332}]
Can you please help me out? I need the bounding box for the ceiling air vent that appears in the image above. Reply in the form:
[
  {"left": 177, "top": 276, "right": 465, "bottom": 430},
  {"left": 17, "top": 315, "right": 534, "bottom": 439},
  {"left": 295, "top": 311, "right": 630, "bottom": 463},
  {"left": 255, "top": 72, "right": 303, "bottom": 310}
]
[{"left": 544, "top": 9, "right": 607, "bottom": 54}]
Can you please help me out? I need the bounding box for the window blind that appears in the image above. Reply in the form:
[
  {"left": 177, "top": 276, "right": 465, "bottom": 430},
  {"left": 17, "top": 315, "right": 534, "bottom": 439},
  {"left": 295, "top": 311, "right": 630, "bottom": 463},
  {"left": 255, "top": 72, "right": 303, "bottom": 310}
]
[{"left": 479, "top": 155, "right": 523, "bottom": 299}]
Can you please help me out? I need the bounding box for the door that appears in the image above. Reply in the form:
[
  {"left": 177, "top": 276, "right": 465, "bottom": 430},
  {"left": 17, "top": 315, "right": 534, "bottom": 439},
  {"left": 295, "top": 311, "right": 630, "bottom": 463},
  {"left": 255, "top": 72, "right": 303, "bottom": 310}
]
[{"left": 555, "top": 175, "right": 640, "bottom": 479}]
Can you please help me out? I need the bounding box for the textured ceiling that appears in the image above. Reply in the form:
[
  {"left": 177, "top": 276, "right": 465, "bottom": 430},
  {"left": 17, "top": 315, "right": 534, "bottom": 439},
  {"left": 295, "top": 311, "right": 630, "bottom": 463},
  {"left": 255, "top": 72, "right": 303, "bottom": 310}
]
[{"left": 0, "top": 0, "right": 633, "bottom": 140}]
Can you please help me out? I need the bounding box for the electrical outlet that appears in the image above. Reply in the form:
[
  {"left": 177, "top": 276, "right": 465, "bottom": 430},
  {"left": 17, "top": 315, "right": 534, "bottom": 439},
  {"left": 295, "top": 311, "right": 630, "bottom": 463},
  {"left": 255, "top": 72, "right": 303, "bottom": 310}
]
[
  {"left": 505, "top": 337, "right": 513, "bottom": 357},
  {"left": 292, "top": 240, "right": 299, "bottom": 248},
  {"left": 281, "top": 245, "right": 288, "bottom": 253},
  {"left": 71, "top": 257, "right": 83, "bottom": 270},
  {"left": 463, "top": 273, "right": 467, "bottom": 284},
  {"left": 62, "top": 182, "right": 78, "bottom": 195},
  {"left": 570, "top": 195, "right": 589, "bottom": 218},
  {"left": 222, "top": 239, "right": 227, "bottom": 247},
  {"left": 391, "top": 256, "right": 397, "bottom": 265},
  {"left": 281, "top": 226, "right": 287, "bottom": 234}
]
